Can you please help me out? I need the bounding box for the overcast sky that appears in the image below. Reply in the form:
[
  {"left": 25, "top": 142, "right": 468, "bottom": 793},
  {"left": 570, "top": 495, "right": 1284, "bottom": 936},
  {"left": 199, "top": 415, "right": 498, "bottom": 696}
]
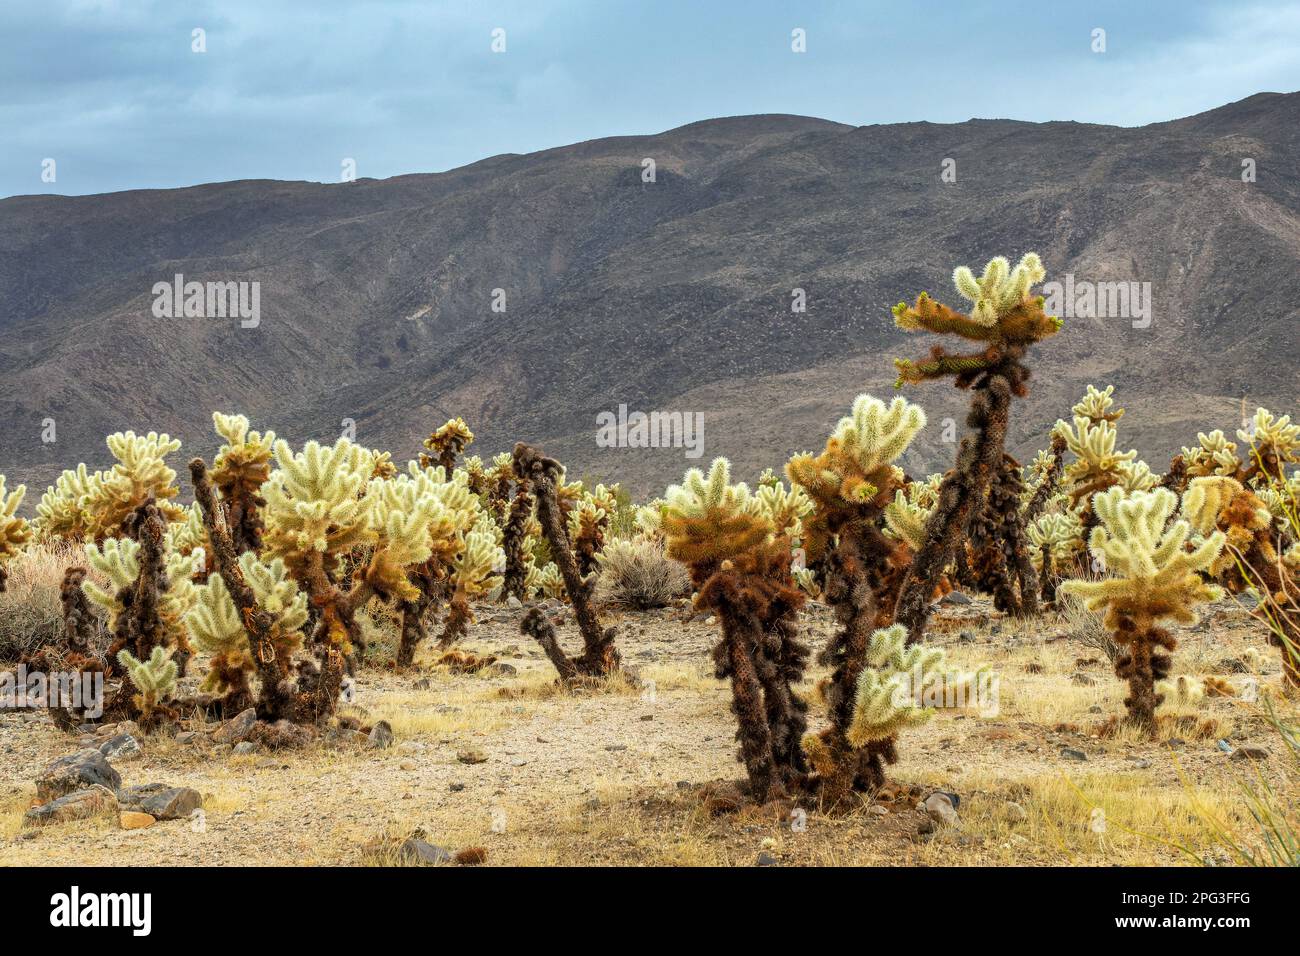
[{"left": 3, "top": 0, "right": 1298, "bottom": 198}]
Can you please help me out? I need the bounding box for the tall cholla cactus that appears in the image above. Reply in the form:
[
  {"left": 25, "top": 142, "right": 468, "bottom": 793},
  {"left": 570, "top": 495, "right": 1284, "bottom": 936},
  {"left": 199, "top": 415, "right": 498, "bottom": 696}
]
[
  {"left": 664, "top": 458, "right": 809, "bottom": 802},
  {"left": 0, "top": 476, "right": 33, "bottom": 593},
  {"left": 186, "top": 553, "right": 308, "bottom": 712},
  {"left": 420, "top": 417, "right": 475, "bottom": 473},
  {"left": 1239, "top": 407, "right": 1300, "bottom": 485},
  {"left": 1183, "top": 475, "right": 1298, "bottom": 688},
  {"left": 36, "top": 431, "right": 185, "bottom": 542},
  {"left": 436, "top": 521, "right": 504, "bottom": 651},
  {"left": 115, "top": 646, "right": 178, "bottom": 729},
  {"left": 210, "top": 412, "right": 275, "bottom": 553},
  {"left": 1060, "top": 487, "right": 1225, "bottom": 731},
  {"left": 568, "top": 484, "right": 618, "bottom": 577},
  {"left": 786, "top": 394, "right": 930, "bottom": 806},
  {"left": 891, "top": 253, "right": 1061, "bottom": 642},
  {"left": 804, "top": 625, "right": 990, "bottom": 792}
]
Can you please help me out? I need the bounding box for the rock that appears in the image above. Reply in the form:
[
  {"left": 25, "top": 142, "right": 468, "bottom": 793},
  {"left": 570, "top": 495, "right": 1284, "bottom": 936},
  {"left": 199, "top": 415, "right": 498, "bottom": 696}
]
[
  {"left": 323, "top": 727, "right": 367, "bottom": 748},
  {"left": 486, "top": 662, "right": 518, "bottom": 677},
  {"left": 36, "top": 749, "right": 122, "bottom": 802},
  {"left": 958, "top": 631, "right": 975, "bottom": 644},
  {"left": 1006, "top": 802, "right": 1027, "bottom": 823},
  {"left": 1070, "top": 673, "right": 1097, "bottom": 686},
  {"left": 1231, "top": 746, "right": 1269, "bottom": 762},
  {"left": 1060, "top": 747, "right": 1088, "bottom": 761},
  {"left": 1216, "top": 739, "right": 1233, "bottom": 753},
  {"left": 367, "top": 720, "right": 394, "bottom": 749},
  {"left": 99, "top": 734, "right": 142, "bottom": 763},
  {"left": 213, "top": 708, "right": 258, "bottom": 745},
  {"left": 1132, "top": 759, "right": 1152, "bottom": 769},
  {"left": 930, "top": 789, "right": 961, "bottom": 809},
  {"left": 916, "top": 816, "right": 937, "bottom": 836},
  {"left": 869, "top": 804, "right": 889, "bottom": 816},
  {"left": 413, "top": 678, "right": 433, "bottom": 690},
  {"left": 941, "top": 591, "right": 972, "bottom": 605},
  {"left": 1217, "top": 657, "right": 1250, "bottom": 674},
  {"left": 754, "top": 852, "right": 779, "bottom": 866},
  {"left": 400, "top": 839, "right": 453, "bottom": 865},
  {"left": 923, "top": 792, "right": 960, "bottom": 827},
  {"left": 506, "top": 595, "right": 522, "bottom": 609},
  {"left": 449, "top": 782, "right": 466, "bottom": 792},
  {"left": 24, "top": 785, "right": 118, "bottom": 826},
  {"left": 119, "top": 811, "right": 156, "bottom": 830},
  {"left": 77, "top": 723, "right": 101, "bottom": 735},
  {"left": 232, "top": 741, "right": 258, "bottom": 756},
  {"left": 117, "top": 784, "right": 203, "bottom": 820},
  {"left": 456, "top": 749, "right": 488, "bottom": 765},
  {"left": 399, "top": 760, "right": 416, "bottom": 771},
  {"left": 210, "top": 744, "right": 232, "bottom": 756},
  {"left": 604, "top": 744, "right": 627, "bottom": 752},
  {"left": 175, "top": 731, "right": 200, "bottom": 745}
]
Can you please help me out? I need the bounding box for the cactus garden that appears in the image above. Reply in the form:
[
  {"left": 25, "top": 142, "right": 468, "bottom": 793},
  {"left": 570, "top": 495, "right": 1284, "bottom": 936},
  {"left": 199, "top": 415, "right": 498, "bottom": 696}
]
[{"left": 1, "top": 254, "right": 1295, "bottom": 868}]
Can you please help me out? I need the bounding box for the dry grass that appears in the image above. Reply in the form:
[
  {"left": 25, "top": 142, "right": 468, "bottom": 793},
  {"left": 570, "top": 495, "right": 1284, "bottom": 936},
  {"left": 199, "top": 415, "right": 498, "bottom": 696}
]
[
  {"left": 593, "top": 537, "right": 690, "bottom": 610},
  {"left": 0, "top": 542, "right": 110, "bottom": 661}
]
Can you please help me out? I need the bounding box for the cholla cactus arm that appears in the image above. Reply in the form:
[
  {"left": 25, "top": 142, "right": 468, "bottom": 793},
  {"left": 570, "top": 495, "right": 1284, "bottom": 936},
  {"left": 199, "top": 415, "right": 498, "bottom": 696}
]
[
  {"left": 1054, "top": 415, "right": 1137, "bottom": 506},
  {"left": 755, "top": 481, "right": 812, "bottom": 541},
  {"left": 116, "top": 646, "right": 178, "bottom": 725},
  {"left": 1183, "top": 430, "right": 1243, "bottom": 480},
  {"left": 1116, "top": 459, "right": 1158, "bottom": 493},
  {"left": 34, "top": 465, "right": 99, "bottom": 542},
  {"left": 663, "top": 458, "right": 770, "bottom": 569},
  {"left": 536, "top": 562, "right": 566, "bottom": 600},
  {"left": 260, "top": 437, "right": 379, "bottom": 584},
  {"left": 1238, "top": 407, "right": 1300, "bottom": 484},
  {"left": 82, "top": 537, "right": 141, "bottom": 626},
  {"left": 1059, "top": 487, "right": 1225, "bottom": 729},
  {"left": 883, "top": 488, "right": 931, "bottom": 551},
  {"left": 211, "top": 412, "right": 275, "bottom": 552},
  {"left": 421, "top": 417, "right": 475, "bottom": 473},
  {"left": 93, "top": 432, "right": 185, "bottom": 538},
  {"left": 0, "top": 476, "right": 33, "bottom": 591},
  {"left": 1072, "top": 384, "right": 1124, "bottom": 424}
]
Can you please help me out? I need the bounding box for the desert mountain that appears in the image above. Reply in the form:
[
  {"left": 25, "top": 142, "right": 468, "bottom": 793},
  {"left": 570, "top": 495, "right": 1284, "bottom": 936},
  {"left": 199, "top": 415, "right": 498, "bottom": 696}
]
[{"left": 2, "top": 92, "right": 1298, "bottom": 499}]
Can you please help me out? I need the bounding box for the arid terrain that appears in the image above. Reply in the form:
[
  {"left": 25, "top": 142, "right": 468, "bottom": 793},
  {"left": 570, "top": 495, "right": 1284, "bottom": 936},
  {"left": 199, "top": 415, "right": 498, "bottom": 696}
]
[{"left": 3, "top": 593, "right": 1293, "bottom": 867}]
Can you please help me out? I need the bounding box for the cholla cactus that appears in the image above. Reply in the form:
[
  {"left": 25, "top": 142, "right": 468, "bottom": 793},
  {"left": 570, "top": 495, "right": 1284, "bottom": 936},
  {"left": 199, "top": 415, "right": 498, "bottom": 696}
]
[
  {"left": 754, "top": 480, "right": 813, "bottom": 542},
  {"left": 663, "top": 457, "right": 808, "bottom": 802},
  {"left": 0, "top": 476, "right": 33, "bottom": 592},
  {"left": 514, "top": 444, "right": 622, "bottom": 682},
  {"left": 805, "top": 625, "right": 990, "bottom": 801},
  {"left": 536, "top": 562, "right": 566, "bottom": 600},
  {"left": 1116, "top": 459, "right": 1158, "bottom": 493},
  {"left": 1072, "top": 384, "right": 1124, "bottom": 424},
  {"left": 186, "top": 553, "right": 308, "bottom": 710},
  {"left": 1026, "top": 509, "right": 1083, "bottom": 602},
  {"left": 1054, "top": 415, "right": 1137, "bottom": 508},
  {"left": 1238, "top": 407, "right": 1300, "bottom": 485},
  {"left": 786, "top": 394, "right": 933, "bottom": 805},
  {"left": 438, "top": 524, "right": 504, "bottom": 647},
  {"left": 967, "top": 453, "right": 1040, "bottom": 615},
  {"left": 210, "top": 412, "right": 275, "bottom": 553},
  {"left": 1182, "top": 475, "right": 1298, "bottom": 688},
  {"left": 890, "top": 254, "right": 1060, "bottom": 642},
  {"left": 420, "top": 417, "right": 475, "bottom": 473},
  {"left": 786, "top": 395, "right": 926, "bottom": 560},
  {"left": 1183, "top": 430, "right": 1243, "bottom": 481},
  {"left": 116, "top": 646, "right": 178, "bottom": 728},
  {"left": 36, "top": 431, "right": 184, "bottom": 542},
  {"left": 756, "top": 467, "right": 781, "bottom": 490},
  {"left": 499, "top": 482, "right": 536, "bottom": 603},
  {"left": 567, "top": 485, "right": 616, "bottom": 578},
  {"left": 1060, "top": 487, "right": 1225, "bottom": 730}
]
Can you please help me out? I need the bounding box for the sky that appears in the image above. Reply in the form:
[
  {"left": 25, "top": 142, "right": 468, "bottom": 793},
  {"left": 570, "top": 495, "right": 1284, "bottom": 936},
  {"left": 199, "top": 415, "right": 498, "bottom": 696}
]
[{"left": 2, "top": 0, "right": 1299, "bottom": 198}]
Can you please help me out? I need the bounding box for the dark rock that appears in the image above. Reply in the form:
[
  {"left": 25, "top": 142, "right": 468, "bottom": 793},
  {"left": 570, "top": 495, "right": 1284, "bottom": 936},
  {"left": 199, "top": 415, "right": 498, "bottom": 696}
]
[
  {"left": 1231, "top": 746, "right": 1269, "bottom": 761},
  {"left": 232, "top": 741, "right": 257, "bottom": 755},
  {"left": 1060, "top": 748, "right": 1088, "bottom": 761},
  {"left": 367, "top": 720, "right": 394, "bottom": 749},
  {"left": 117, "top": 784, "right": 204, "bottom": 820},
  {"left": 36, "top": 749, "right": 121, "bottom": 802},
  {"left": 98, "top": 734, "right": 142, "bottom": 763},
  {"left": 941, "top": 591, "right": 972, "bottom": 605},
  {"left": 400, "top": 839, "right": 453, "bottom": 865},
  {"left": 24, "top": 785, "right": 117, "bottom": 826},
  {"left": 212, "top": 707, "right": 258, "bottom": 745},
  {"left": 754, "top": 852, "right": 779, "bottom": 866}
]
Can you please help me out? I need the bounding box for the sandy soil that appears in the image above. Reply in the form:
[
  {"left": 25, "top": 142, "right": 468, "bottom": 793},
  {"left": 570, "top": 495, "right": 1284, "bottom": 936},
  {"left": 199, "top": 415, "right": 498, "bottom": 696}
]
[{"left": 2, "top": 595, "right": 1294, "bottom": 866}]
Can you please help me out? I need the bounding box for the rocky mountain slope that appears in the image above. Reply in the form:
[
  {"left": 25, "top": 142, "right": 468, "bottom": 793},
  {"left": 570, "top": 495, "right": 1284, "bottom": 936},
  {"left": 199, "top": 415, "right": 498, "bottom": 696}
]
[{"left": 2, "top": 92, "right": 1298, "bottom": 498}]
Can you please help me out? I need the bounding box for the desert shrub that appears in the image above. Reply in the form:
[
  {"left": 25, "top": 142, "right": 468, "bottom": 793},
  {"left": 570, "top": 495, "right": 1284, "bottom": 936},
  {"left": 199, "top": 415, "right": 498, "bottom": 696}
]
[
  {"left": 1057, "top": 589, "right": 1118, "bottom": 664},
  {"left": 0, "top": 543, "right": 108, "bottom": 662},
  {"left": 592, "top": 537, "right": 690, "bottom": 610}
]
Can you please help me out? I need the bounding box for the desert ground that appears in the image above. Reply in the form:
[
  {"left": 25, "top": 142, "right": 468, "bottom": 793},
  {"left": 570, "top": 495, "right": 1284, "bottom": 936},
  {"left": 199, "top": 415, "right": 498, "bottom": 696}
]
[{"left": 2, "top": 593, "right": 1294, "bottom": 867}]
